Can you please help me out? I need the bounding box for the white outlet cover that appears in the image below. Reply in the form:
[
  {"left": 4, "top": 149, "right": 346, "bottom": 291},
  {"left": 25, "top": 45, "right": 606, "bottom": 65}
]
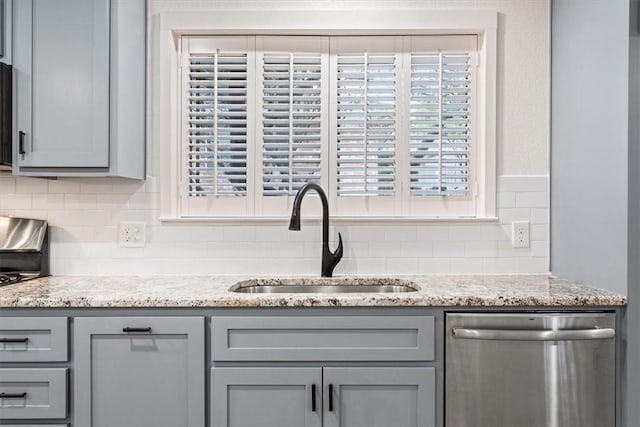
[
  {"left": 512, "top": 221, "right": 530, "bottom": 248},
  {"left": 119, "top": 221, "right": 146, "bottom": 248}
]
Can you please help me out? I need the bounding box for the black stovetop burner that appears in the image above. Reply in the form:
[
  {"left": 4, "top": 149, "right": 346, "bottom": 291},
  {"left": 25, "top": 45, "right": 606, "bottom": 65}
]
[{"left": 0, "top": 273, "right": 24, "bottom": 286}]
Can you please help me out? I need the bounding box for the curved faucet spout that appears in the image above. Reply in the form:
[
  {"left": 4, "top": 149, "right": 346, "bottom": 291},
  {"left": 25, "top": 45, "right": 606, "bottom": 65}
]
[{"left": 288, "top": 183, "right": 343, "bottom": 277}]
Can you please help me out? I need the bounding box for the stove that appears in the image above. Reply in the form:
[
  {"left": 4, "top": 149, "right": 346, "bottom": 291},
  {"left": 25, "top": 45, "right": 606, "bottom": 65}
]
[{"left": 0, "top": 216, "right": 49, "bottom": 286}]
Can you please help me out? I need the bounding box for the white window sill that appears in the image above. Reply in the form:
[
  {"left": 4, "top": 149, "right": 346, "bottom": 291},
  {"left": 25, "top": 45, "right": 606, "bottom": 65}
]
[{"left": 159, "top": 216, "right": 499, "bottom": 225}]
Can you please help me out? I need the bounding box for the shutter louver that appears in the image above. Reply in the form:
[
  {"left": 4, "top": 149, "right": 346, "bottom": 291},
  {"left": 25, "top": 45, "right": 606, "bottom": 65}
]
[
  {"left": 410, "top": 53, "right": 471, "bottom": 197},
  {"left": 336, "top": 53, "right": 396, "bottom": 197},
  {"left": 187, "top": 51, "right": 248, "bottom": 197},
  {"left": 262, "top": 52, "right": 323, "bottom": 196}
]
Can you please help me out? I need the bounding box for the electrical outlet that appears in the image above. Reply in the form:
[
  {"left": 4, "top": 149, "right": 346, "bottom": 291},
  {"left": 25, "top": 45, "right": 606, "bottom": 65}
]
[
  {"left": 119, "top": 221, "right": 146, "bottom": 248},
  {"left": 512, "top": 221, "right": 530, "bottom": 248}
]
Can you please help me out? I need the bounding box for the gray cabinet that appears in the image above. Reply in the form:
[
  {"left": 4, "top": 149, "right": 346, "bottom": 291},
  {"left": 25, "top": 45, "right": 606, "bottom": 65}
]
[
  {"left": 210, "top": 316, "right": 436, "bottom": 427},
  {"left": 12, "top": 0, "right": 146, "bottom": 178},
  {"left": 323, "top": 367, "right": 435, "bottom": 427},
  {"left": 211, "top": 367, "right": 435, "bottom": 427},
  {"left": 1, "top": 0, "right": 11, "bottom": 65},
  {"left": 0, "top": 368, "right": 68, "bottom": 420},
  {"left": 74, "top": 317, "right": 205, "bottom": 427},
  {"left": 212, "top": 367, "right": 322, "bottom": 427}
]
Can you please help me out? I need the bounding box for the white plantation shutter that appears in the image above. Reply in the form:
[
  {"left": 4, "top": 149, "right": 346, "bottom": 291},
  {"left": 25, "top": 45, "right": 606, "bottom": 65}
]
[
  {"left": 403, "top": 36, "right": 478, "bottom": 217},
  {"left": 410, "top": 53, "right": 471, "bottom": 196},
  {"left": 177, "top": 35, "right": 479, "bottom": 219},
  {"left": 256, "top": 37, "right": 329, "bottom": 216},
  {"left": 181, "top": 37, "right": 255, "bottom": 217},
  {"left": 330, "top": 37, "right": 403, "bottom": 216}
]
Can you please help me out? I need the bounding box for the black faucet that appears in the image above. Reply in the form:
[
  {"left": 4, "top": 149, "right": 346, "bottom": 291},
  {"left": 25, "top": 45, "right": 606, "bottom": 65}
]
[{"left": 288, "top": 183, "right": 343, "bottom": 277}]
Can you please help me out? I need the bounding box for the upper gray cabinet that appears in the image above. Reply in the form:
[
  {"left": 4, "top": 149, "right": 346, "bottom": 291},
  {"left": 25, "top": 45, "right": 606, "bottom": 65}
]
[{"left": 12, "top": 0, "right": 146, "bottom": 178}]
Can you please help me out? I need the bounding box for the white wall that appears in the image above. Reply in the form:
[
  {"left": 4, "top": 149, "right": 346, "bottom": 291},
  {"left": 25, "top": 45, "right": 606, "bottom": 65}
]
[{"left": 0, "top": 0, "right": 551, "bottom": 276}]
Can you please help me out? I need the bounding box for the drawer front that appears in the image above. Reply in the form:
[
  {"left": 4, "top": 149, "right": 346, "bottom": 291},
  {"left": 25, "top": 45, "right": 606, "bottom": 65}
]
[
  {"left": 211, "top": 316, "right": 435, "bottom": 361},
  {"left": 0, "top": 368, "right": 68, "bottom": 419},
  {"left": 0, "top": 317, "right": 68, "bottom": 362}
]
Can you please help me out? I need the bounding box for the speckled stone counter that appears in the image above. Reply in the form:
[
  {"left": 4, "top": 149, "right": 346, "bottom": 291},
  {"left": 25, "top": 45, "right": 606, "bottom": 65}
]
[{"left": 0, "top": 275, "right": 626, "bottom": 308}]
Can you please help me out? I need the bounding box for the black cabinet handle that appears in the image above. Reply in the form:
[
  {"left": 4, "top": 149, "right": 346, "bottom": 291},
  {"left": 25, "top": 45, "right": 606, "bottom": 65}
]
[
  {"left": 328, "top": 384, "right": 333, "bottom": 412},
  {"left": 311, "top": 384, "right": 316, "bottom": 412},
  {"left": 0, "top": 337, "right": 29, "bottom": 343},
  {"left": 122, "top": 327, "right": 151, "bottom": 333},
  {"left": 0, "top": 392, "right": 27, "bottom": 398},
  {"left": 18, "top": 131, "right": 25, "bottom": 155}
]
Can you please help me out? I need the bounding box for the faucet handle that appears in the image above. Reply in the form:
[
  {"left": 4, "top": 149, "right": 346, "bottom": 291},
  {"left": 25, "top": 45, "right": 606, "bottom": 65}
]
[{"left": 334, "top": 232, "right": 344, "bottom": 260}]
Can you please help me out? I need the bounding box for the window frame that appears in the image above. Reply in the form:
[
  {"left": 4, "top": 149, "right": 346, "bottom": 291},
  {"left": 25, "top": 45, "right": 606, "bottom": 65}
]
[{"left": 158, "top": 10, "right": 497, "bottom": 222}]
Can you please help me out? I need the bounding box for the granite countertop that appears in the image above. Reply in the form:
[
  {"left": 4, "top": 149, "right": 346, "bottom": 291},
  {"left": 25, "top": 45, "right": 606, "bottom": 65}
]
[{"left": 0, "top": 275, "right": 626, "bottom": 308}]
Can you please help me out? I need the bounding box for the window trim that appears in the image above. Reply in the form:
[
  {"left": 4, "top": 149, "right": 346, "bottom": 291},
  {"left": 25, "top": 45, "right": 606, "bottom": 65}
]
[{"left": 158, "top": 9, "right": 497, "bottom": 222}]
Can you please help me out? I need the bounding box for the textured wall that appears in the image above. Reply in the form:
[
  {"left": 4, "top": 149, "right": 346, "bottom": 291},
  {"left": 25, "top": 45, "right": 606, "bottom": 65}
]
[
  {"left": 0, "top": 0, "right": 551, "bottom": 276},
  {"left": 148, "top": 0, "right": 550, "bottom": 176}
]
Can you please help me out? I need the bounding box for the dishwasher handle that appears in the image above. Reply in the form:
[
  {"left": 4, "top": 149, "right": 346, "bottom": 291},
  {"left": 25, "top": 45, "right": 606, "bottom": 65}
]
[{"left": 452, "top": 327, "right": 615, "bottom": 341}]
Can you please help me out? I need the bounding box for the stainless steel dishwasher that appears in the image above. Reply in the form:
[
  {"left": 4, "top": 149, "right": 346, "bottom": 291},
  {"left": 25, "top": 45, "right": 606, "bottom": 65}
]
[{"left": 445, "top": 313, "right": 616, "bottom": 427}]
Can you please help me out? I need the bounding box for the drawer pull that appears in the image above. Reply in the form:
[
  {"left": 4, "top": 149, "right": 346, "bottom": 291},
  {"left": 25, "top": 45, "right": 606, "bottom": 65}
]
[
  {"left": 0, "top": 337, "right": 29, "bottom": 343},
  {"left": 311, "top": 384, "right": 316, "bottom": 412},
  {"left": 0, "top": 392, "right": 27, "bottom": 398},
  {"left": 122, "top": 327, "right": 152, "bottom": 333},
  {"left": 328, "top": 384, "right": 334, "bottom": 412}
]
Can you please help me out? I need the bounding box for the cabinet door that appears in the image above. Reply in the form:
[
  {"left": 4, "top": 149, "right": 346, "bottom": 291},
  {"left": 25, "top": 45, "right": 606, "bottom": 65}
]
[
  {"left": 14, "top": 0, "right": 110, "bottom": 167},
  {"left": 323, "top": 367, "right": 435, "bottom": 427},
  {"left": 74, "top": 317, "right": 205, "bottom": 427},
  {"left": 211, "top": 367, "right": 322, "bottom": 427}
]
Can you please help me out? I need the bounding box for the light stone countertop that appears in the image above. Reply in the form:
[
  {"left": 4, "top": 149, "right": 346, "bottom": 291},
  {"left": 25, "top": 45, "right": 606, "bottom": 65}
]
[{"left": 0, "top": 275, "right": 626, "bottom": 308}]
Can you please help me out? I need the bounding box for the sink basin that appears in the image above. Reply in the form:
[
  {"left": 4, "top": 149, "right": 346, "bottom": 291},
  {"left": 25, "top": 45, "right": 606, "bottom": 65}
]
[{"left": 230, "top": 279, "right": 419, "bottom": 294}]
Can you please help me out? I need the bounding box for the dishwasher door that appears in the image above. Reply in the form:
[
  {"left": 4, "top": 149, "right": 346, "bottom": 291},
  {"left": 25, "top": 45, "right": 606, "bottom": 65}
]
[{"left": 445, "top": 313, "right": 615, "bottom": 427}]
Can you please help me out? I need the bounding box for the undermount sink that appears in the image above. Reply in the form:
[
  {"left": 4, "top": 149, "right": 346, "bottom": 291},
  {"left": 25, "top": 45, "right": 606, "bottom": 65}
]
[{"left": 230, "top": 279, "right": 419, "bottom": 294}]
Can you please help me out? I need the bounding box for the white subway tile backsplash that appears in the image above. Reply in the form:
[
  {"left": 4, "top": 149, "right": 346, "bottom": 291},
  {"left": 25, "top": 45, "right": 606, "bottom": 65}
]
[
  {"left": 47, "top": 179, "right": 81, "bottom": 194},
  {"left": 1, "top": 193, "right": 31, "bottom": 210},
  {"left": 530, "top": 208, "right": 549, "bottom": 224},
  {"left": 433, "top": 241, "right": 466, "bottom": 258},
  {"left": 0, "top": 177, "right": 16, "bottom": 193},
  {"left": 16, "top": 177, "right": 49, "bottom": 194},
  {"left": 464, "top": 241, "right": 498, "bottom": 258},
  {"left": 497, "top": 191, "right": 516, "bottom": 208},
  {"left": 515, "top": 191, "right": 548, "bottom": 208},
  {"left": 5, "top": 175, "right": 547, "bottom": 275},
  {"left": 483, "top": 257, "right": 517, "bottom": 274},
  {"left": 418, "top": 258, "right": 452, "bottom": 274},
  {"left": 516, "top": 257, "right": 549, "bottom": 274},
  {"left": 499, "top": 175, "right": 548, "bottom": 192}
]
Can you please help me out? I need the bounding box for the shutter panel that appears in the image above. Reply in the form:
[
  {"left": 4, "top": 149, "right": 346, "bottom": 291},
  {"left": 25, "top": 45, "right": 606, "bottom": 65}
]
[
  {"left": 262, "top": 53, "right": 322, "bottom": 196},
  {"left": 256, "top": 37, "right": 329, "bottom": 216},
  {"left": 410, "top": 52, "right": 471, "bottom": 197},
  {"left": 181, "top": 37, "right": 255, "bottom": 217},
  {"left": 336, "top": 52, "right": 396, "bottom": 197}
]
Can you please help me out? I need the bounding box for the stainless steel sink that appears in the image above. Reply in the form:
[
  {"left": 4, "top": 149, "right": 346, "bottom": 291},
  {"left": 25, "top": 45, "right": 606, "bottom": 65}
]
[{"left": 230, "top": 279, "right": 419, "bottom": 294}]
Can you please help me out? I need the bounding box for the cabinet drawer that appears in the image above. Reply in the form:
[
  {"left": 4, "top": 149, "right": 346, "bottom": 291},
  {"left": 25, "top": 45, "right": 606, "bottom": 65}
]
[
  {"left": 0, "top": 368, "right": 68, "bottom": 419},
  {"left": 211, "top": 316, "right": 435, "bottom": 361},
  {"left": 0, "top": 317, "right": 68, "bottom": 362}
]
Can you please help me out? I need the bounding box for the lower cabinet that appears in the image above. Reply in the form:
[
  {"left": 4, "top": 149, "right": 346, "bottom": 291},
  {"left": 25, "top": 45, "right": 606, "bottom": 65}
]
[
  {"left": 211, "top": 366, "right": 435, "bottom": 427},
  {"left": 73, "top": 317, "right": 205, "bottom": 427}
]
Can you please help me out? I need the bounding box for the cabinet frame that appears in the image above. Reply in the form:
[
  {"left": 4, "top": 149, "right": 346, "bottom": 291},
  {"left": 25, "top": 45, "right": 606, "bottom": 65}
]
[{"left": 74, "top": 316, "right": 205, "bottom": 427}]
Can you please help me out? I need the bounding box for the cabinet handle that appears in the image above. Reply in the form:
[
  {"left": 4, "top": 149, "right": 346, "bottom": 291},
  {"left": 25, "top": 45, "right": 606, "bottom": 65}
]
[
  {"left": 328, "top": 384, "right": 334, "bottom": 412},
  {"left": 122, "top": 327, "right": 151, "bottom": 333},
  {"left": 0, "top": 337, "right": 29, "bottom": 343},
  {"left": 311, "top": 384, "right": 316, "bottom": 412},
  {"left": 18, "top": 131, "right": 26, "bottom": 155},
  {"left": 0, "top": 392, "right": 27, "bottom": 398}
]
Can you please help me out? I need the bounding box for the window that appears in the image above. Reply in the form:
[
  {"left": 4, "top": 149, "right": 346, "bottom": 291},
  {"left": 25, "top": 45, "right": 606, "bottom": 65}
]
[{"left": 159, "top": 10, "right": 497, "bottom": 221}]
